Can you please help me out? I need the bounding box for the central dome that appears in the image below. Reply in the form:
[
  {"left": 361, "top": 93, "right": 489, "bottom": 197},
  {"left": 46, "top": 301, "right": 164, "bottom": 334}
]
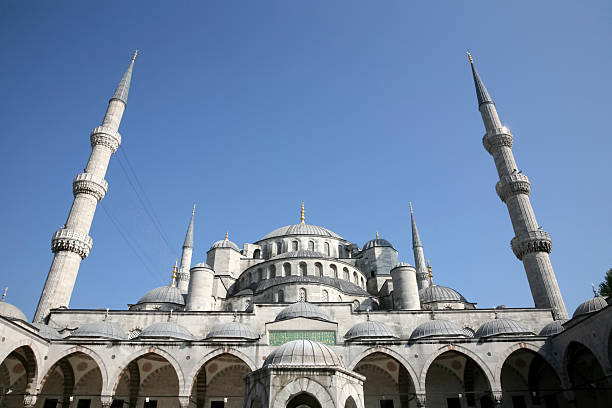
[
  {"left": 264, "top": 339, "right": 343, "bottom": 367},
  {"left": 261, "top": 223, "right": 343, "bottom": 240}
]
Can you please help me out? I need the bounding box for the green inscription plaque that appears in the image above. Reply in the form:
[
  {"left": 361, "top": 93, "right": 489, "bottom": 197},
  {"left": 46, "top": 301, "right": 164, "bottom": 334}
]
[{"left": 269, "top": 330, "right": 336, "bottom": 346}]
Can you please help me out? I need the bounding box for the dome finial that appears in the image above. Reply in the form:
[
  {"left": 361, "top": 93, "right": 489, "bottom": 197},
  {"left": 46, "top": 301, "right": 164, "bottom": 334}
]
[
  {"left": 170, "top": 259, "right": 178, "bottom": 287},
  {"left": 192, "top": 203, "right": 196, "bottom": 216},
  {"left": 132, "top": 49, "right": 139, "bottom": 63},
  {"left": 1, "top": 287, "right": 6, "bottom": 302},
  {"left": 225, "top": 231, "right": 229, "bottom": 241},
  {"left": 376, "top": 230, "right": 379, "bottom": 239},
  {"left": 592, "top": 283, "right": 599, "bottom": 297},
  {"left": 427, "top": 259, "right": 434, "bottom": 285},
  {"left": 467, "top": 50, "right": 473, "bottom": 63},
  {"left": 366, "top": 308, "right": 370, "bottom": 321},
  {"left": 300, "top": 202, "right": 305, "bottom": 224},
  {"left": 409, "top": 202, "right": 413, "bottom": 214}
]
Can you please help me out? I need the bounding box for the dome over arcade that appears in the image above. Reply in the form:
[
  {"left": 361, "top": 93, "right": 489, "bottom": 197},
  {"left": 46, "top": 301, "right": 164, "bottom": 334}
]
[
  {"left": 139, "top": 322, "right": 193, "bottom": 340},
  {"left": 0, "top": 300, "right": 27, "bottom": 321},
  {"left": 205, "top": 322, "right": 259, "bottom": 341},
  {"left": 344, "top": 320, "right": 398, "bottom": 340},
  {"left": 70, "top": 321, "right": 127, "bottom": 340},
  {"left": 33, "top": 323, "right": 63, "bottom": 339},
  {"left": 573, "top": 296, "right": 607, "bottom": 318},
  {"left": 475, "top": 318, "right": 533, "bottom": 338},
  {"left": 539, "top": 320, "right": 566, "bottom": 336},
  {"left": 263, "top": 339, "right": 343, "bottom": 367},
  {"left": 419, "top": 285, "right": 467, "bottom": 304},
  {"left": 137, "top": 285, "right": 185, "bottom": 306},
  {"left": 410, "top": 319, "right": 467, "bottom": 339},
  {"left": 275, "top": 301, "right": 331, "bottom": 322}
]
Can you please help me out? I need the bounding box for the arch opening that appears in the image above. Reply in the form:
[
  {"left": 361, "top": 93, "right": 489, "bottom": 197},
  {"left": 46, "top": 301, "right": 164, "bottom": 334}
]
[
  {"left": 344, "top": 396, "right": 357, "bottom": 408},
  {"left": 566, "top": 341, "right": 611, "bottom": 407},
  {"left": 0, "top": 346, "right": 37, "bottom": 407},
  {"left": 191, "top": 353, "right": 252, "bottom": 408},
  {"left": 354, "top": 352, "right": 415, "bottom": 408},
  {"left": 286, "top": 392, "right": 321, "bottom": 408}
]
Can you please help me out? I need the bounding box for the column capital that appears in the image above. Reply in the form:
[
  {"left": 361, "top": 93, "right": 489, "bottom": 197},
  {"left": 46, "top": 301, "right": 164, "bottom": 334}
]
[
  {"left": 100, "top": 395, "right": 114, "bottom": 408},
  {"left": 23, "top": 394, "right": 38, "bottom": 408}
]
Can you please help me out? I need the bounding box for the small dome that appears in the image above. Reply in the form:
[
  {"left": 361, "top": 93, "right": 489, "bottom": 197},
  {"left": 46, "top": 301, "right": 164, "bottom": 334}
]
[
  {"left": 539, "top": 320, "right": 566, "bottom": 336},
  {"left": 139, "top": 322, "right": 193, "bottom": 340},
  {"left": 210, "top": 239, "right": 240, "bottom": 251},
  {"left": 475, "top": 318, "right": 533, "bottom": 338},
  {"left": 263, "top": 339, "right": 343, "bottom": 367},
  {"left": 262, "top": 224, "right": 343, "bottom": 240},
  {"left": 344, "top": 321, "right": 398, "bottom": 340},
  {"left": 138, "top": 285, "right": 185, "bottom": 305},
  {"left": 0, "top": 301, "right": 27, "bottom": 321},
  {"left": 419, "top": 285, "right": 467, "bottom": 304},
  {"left": 205, "top": 322, "right": 259, "bottom": 341},
  {"left": 272, "top": 250, "right": 329, "bottom": 259},
  {"left": 410, "top": 320, "right": 467, "bottom": 340},
  {"left": 362, "top": 238, "right": 394, "bottom": 251},
  {"left": 573, "top": 296, "right": 607, "bottom": 318},
  {"left": 70, "top": 321, "right": 127, "bottom": 340},
  {"left": 275, "top": 301, "right": 330, "bottom": 322},
  {"left": 32, "top": 323, "right": 63, "bottom": 339}
]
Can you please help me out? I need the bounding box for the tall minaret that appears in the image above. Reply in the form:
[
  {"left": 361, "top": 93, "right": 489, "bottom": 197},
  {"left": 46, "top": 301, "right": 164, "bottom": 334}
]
[
  {"left": 410, "top": 203, "right": 429, "bottom": 290},
  {"left": 34, "top": 52, "right": 138, "bottom": 323},
  {"left": 177, "top": 205, "right": 195, "bottom": 293},
  {"left": 468, "top": 53, "right": 568, "bottom": 319}
]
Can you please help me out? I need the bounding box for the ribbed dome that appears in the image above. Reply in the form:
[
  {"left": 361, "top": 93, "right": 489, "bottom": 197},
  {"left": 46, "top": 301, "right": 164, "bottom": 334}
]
[
  {"left": 419, "top": 285, "right": 467, "bottom": 303},
  {"left": 410, "top": 320, "right": 467, "bottom": 339},
  {"left": 539, "top": 320, "right": 566, "bottom": 336},
  {"left": 70, "top": 321, "right": 127, "bottom": 340},
  {"left": 33, "top": 323, "right": 63, "bottom": 339},
  {"left": 362, "top": 238, "right": 394, "bottom": 250},
  {"left": 264, "top": 340, "right": 343, "bottom": 367},
  {"left": 210, "top": 239, "right": 240, "bottom": 251},
  {"left": 262, "top": 224, "right": 342, "bottom": 240},
  {"left": 138, "top": 285, "right": 185, "bottom": 305},
  {"left": 573, "top": 296, "right": 607, "bottom": 318},
  {"left": 205, "top": 322, "right": 259, "bottom": 341},
  {"left": 272, "top": 250, "right": 329, "bottom": 259},
  {"left": 139, "top": 322, "right": 193, "bottom": 340},
  {"left": 475, "top": 318, "right": 533, "bottom": 338},
  {"left": 344, "top": 321, "right": 398, "bottom": 340},
  {"left": 275, "top": 301, "right": 330, "bottom": 322},
  {"left": 0, "top": 301, "right": 27, "bottom": 321}
]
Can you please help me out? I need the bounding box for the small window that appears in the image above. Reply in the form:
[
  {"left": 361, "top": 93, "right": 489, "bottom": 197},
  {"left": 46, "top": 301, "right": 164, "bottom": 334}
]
[
  {"left": 308, "top": 241, "right": 315, "bottom": 251},
  {"left": 343, "top": 267, "right": 350, "bottom": 280},
  {"left": 257, "top": 268, "right": 263, "bottom": 280},
  {"left": 278, "top": 290, "right": 284, "bottom": 303},
  {"left": 299, "top": 288, "right": 306, "bottom": 302},
  {"left": 330, "top": 264, "right": 338, "bottom": 278},
  {"left": 276, "top": 241, "right": 283, "bottom": 254},
  {"left": 353, "top": 271, "right": 358, "bottom": 284},
  {"left": 315, "top": 262, "right": 323, "bottom": 277},
  {"left": 321, "top": 290, "right": 329, "bottom": 302},
  {"left": 253, "top": 249, "right": 261, "bottom": 259},
  {"left": 299, "top": 262, "right": 307, "bottom": 276},
  {"left": 324, "top": 242, "right": 330, "bottom": 256},
  {"left": 292, "top": 241, "right": 299, "bottom": 251},
  {"left": 269, "top": 264, "right": 276, "bottom": 278},
  {"left": 283, "top": 263, "right": 291, "bottom": 276}
]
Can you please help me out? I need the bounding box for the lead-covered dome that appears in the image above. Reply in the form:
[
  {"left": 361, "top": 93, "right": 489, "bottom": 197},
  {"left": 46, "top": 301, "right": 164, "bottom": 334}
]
[
  {"left": 137, "top": 285, "right": 185, "bottom": 306},
  {"left": 70, "top": 321, "right": 127, "bottom": 340},
  {"left": 410, "top": 319, "right": 467, "bottom": 339},
  {"left": 573, "top": 296, "right": 607, "bottom": 318},
  {"left": 539, "top": 320, "right": 566, "bottom": 336},
  {"left": 139, "top": 322, "right": 193, "bottom": 340},
  {"left": 475, "top": 318, "right": 533, "bottom": 338},
  {"left": 345, "top": 321, "right": 398, "bottom": 340},
  {"left": 205, "top": 322, "right": 259, "bottom": 341},
  {"left": 0, "top": 301, "right": 27, "bottom": 321},
  {"left": 262, "top": 223, "right": 342, "bottom": 240},
  {"left": 210, "top": 238, "right": 240, "bottom": 251},
  {"left": 419, "top": 285, "right": 467, "bottom": 303},
  {"left": 275, "top": 301, "right": 331, "bottom": 322},
  {"left": 263, "top": 340, "right": 343, "bottom": 367},
  {"left": 362, "top": 238, "right": 394, "bottom": 251}
]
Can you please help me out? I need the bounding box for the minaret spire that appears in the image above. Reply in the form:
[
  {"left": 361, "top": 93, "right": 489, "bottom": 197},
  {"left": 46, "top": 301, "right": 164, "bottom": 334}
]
[
  {"left": 410, "top": 203, "right": 428, "bottom": 289},
  {"left": 34, "top": 53, "right": 137, "bottom": 323},
  {"left": 177, "top": 205, "right": 196, "bottom": 293},
  {"left": 469, "top": 54, "right": 568, "bottom": 319},
  {"left": 300, "top": 202, "right": 305, "bottom": 224}
]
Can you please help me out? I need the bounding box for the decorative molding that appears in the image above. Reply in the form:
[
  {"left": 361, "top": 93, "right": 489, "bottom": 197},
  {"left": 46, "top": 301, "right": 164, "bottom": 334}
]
[
  {"left": 511, "top": 230, "right": 552, "bottom": 260},
  {"left": 482, "top": 128, "right": 513, "bottom": 154},
  {"left": 73, "top": 172, "right": 108, "bottom": 201},
  {"left": 495, "top": 173, "right": 531, "bottom": 202},
  {"left": 51, "top": 228, "right": 93, "bottom": 259},
  {"left": 90, "top": 126, "right": 121, "bottom": 153}
]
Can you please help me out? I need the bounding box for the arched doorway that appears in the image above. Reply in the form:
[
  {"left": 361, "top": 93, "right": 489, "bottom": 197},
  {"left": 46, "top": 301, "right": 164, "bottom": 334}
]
[
  {"left": 354, "top": 352, "right": 415, "bottom": 408},
  {"left": 501, "top": 349, "right": 566, "bottom": 407},
  {"left": 0, "top": 346, "right": 37, "bottom": 408},
  {"left": 425, "top": 351, "right": 493, "bottom": 408},
  {"left": 114, "top": 353, "right": 179, "bottom": 408},
  {"left": 286, "top": 392, "right": 321, "bottom": 408},
  {"left": 566, "top": 341, "right": 611, "bottom": 407},
  {"left": 39, "top": 352, "right": 102, "bottom": 408},
  {"left": 344, "top": 396, "right": 357, "bottom": 408},
  {"left": 191, "top": 353, "right": 252, "bottom": 408}
]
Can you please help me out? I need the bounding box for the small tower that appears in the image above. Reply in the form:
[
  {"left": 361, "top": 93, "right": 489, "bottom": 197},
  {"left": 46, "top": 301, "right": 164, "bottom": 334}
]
[
  {"left": 34, "top": 52, "right": 138, "bottom": 323},
  {"left": 390, "top": 263, "right": 421, "bottom": 310},
  {"left": 186, "top": 263, "right": 215, "bottom": 311},
  {"left": 410, "top": 203, "right": 429, "bottom": 290},
  {"left": 177, "top": 205, "right": 196, "bottom": 293},
  {"left": 468, "top": 53, "right": 568, "bottom": 319}
]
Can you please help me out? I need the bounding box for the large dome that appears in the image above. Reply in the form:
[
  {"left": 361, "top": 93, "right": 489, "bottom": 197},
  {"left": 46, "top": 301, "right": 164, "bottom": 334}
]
[
  {"left": 475, "top": 318, "right": 533, "bottom": 338},
  {"left": 419, "top": 285, "right": 467, "bottom": 304},
  {"left": 205, "top": 322, "right": 259, "bottom": 341},
  {"left": 345, "top": 321, "right": 398, "bottom": 340},
  {"left": 410, "top": 319, "right": 467, "bottom": 340},
  {"left": 262, "top": 223, "right": 343, "bottom": 240},
  {"left": 70, "top": 321, "right": 127, "bottom": 340},
  {"left": 139, "top": 322, "right": 193, "bottom": 340},
  {"left": 573, "top": 296, "right": 607, "bottom": 318},
  {"left": 275, "top": 301, "right": 331, "bottom": 322},
  {"left": 138, "top": 286, "right": 185, "bottom": 305},
  {"left": 263, "top": 339, "right": 343, "bottom": 367},
  {"left": 0, "top": 301, "right": 27, "bottom": 321}
]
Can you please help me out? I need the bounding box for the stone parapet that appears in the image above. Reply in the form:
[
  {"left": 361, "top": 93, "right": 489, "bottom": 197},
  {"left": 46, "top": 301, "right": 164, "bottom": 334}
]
[
  {"left": 51, "top": 228, "right": 93, "bottom": 259},
  {"left": 482, "top": 127, "right": 513, "bottom": 155},
  {"left": 90, "top": 126, "right": 121, "bottom": 153},
  {"left": 72, "top": 172, "right": 108, "bottom": 201},
  {"left": 495, "top": 173, "right": 531, "bottom": 202},
  {"left": 511, "top": 230, "right": 552, "bottom": 260}
]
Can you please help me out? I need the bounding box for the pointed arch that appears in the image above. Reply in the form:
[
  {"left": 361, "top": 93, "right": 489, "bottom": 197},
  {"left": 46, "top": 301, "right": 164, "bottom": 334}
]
[
  {"left": 186, "top": 347, "right": 257, "bottom": 393},
  {"left": 272, "top": 378, "right": 334, "bottom": 408},
  {"left": 39, "top": 346, "right": 108, "bottom": 394},
  {"left": 0, "top": 343, "right": 39, "bottom": 397},
  {"left": 494, "top": 342, "right": 564, "bottom": 388}
]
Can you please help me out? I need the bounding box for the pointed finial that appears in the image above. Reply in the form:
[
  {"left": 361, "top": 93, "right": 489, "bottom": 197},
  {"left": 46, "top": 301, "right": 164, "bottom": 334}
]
[
  {"left": 104, "top": 308, "right": 109, "bottom": 320},
  {"left": 376, "top": 231, "right": 379, "bottom": 240},
  {"left": 467, "top": 51, "right": 473, "bottom": 63},
  {"left": 233, "top": 310, "right": 238, "bottom": 322},
  {"left": 300, "top": 202, "right": 305, "bottom": 224},
  {"left": 225, "top": 231, "right": 229, "bottom": 241},
  {"left": 132, "top": 49, "right": 139, "bottom": 63},
  {"left": 170, "top": 259, "right": 178, "bottom": 287},
  {"left": 409, "top": 202, "right": 413, "bottom": 214},
  {"left": 1, "top": 287, "right": 7, "bottom": 302},
  {"left": 592, "top": 283, "right": 599, "bottom": 297},
  {"left": 427, "top": 259, "right": 434, "bottom": 285},
  {"left": 192, "top": 204, "right": 196, "bottom": 216},
  {"left": 169, "top": 309, "right": 173, "bottom": 320},
  {"left": 366, "top": 309, "right": 370, "bottom": 321}
]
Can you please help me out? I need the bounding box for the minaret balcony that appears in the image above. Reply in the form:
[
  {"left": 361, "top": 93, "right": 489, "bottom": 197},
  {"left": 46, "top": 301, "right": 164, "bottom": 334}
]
[
  {"left": 495, "top": 173, "right": 531, "bottom": 202},
  {"left": 510, "top": 230, "right": 552, "bottom": 260},
  {"left": 483, "top": 127, "right": 513, "bottom": 154},
  {"left": 73, "top": 172, "right": 108, "bottom": 201},
  {"left": 51, "top": 228, "right": 93, "bottom": 259},
  {"left": 90, "top": 126, "right": 121, "bottom": 153}
]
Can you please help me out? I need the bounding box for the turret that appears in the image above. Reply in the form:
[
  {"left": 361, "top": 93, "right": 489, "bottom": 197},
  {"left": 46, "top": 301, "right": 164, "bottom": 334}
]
[
  {"left": 177, "top": 205, "right": 195, "bottom": 293},
  {"left": 186, "top": 263, "right": 215, "bottom": 311},
  {"left": 390, "top": 263, "right": 421, "bottom": 310},
  {"left": 34, "top": 51, "right": 138, "bottom": 323},
  {"left": 410, "top": 203, "right": 429, "bottom": 290},
  {"left": 468, "top": 53, "right": 568, "bottom": 319}
]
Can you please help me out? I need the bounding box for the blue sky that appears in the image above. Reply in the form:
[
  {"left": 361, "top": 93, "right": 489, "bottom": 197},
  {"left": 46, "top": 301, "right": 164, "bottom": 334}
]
[{"left": 1, "top": 1, "right": 611, "bottom": 319}]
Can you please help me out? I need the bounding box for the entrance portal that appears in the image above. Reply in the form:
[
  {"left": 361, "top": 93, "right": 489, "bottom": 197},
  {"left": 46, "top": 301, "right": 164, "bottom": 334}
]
[{"left": 287, "top": 393, "right": 322, "bottom": 408}]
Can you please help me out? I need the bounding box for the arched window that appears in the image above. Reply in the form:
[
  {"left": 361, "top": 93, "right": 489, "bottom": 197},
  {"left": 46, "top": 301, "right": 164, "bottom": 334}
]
[
  {"left": 321, "top": 290, "right": 329, "bottom": 302},
  {"left": 278, "top": 290, "right": 284, "bottom": 303},
  {"left": 361, "top": 277, "right": 365, "bottom": 288},
  {"left": 315, "top": 262, "right": 323, "bottom": 277},
  {"left": 269, "top": 264, "right": 276, "bottom": 278},
  {"left": 324, "top": 242, "right": 330, "bottom": 256},
  {"left": 283, "top": 263, "right": 291, "bottom": 276},
  {"left": 253, "top": 249, "right": 261, "bottom": 259},
  {"left": 343, "top": 267, "right": 350, "bottom": 280},
  {"left": 299, "top": 262, "right": 307, "bottom": 276},
  {"left": 308, "top": 241, "right": 315, "bottom": 251},
  {"left": 257, "top": 268, "right": 263, "bottom": 280},
  {"left": 276, "top": 241, "right": 283, "bottom": 254},
  {"left": 330, "top": 264, "right": 338, "bottom": 278},
  {"left": 299, "top": 288, "right": 307, "bottom": 302},
  {"left": 292, "top": 241, "right": 299, "bottom": 251},
  {"left": 338, "top": 244, "right": 344, "bottom": 257},
  {"left": 353, "top": 272, "right": 358, "bottom": 284}
]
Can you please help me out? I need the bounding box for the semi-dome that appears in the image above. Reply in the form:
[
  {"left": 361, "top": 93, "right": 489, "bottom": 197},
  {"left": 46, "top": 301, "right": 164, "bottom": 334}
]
[
  {"left": 362, "top": 238, "right": 394, "bottom": 251},
  {"left": 410, "top": 319, "right": 467, "bottom": 339},
  {"left": 137, "top": 285, "right": 185, "bottom": 305},
  {"left": 272, "top": 250, "right": 329, "bottom": 260},
  {"left": 539, "top": 320, "right": 566, "bottom": 336},
  {"left": 33, "top": 323, "right": 63, "bottom": 339},
  {"left": 70, "top": 321, "right": 127, "bottom": 340},
  {"left": 0, "top": 301, "right": 27, "bottom": 321},
  {"left": 345, "top": 320, "right": 398, "bottom": 340},
  {"left": 205, "top": 322, "right": 259, "bottom": 341},
  {"left": 263, "top": 339, "right": 343, "bottom": 367},
  {"left": 262, "top": 223, "right": 343, "bottom": 240},
  {"left": 419, "top": 285, "right": 467, "bottom": 303},
  {"left": 573, "top": 296, "right": 607, "bottom": 318},
  {"left": 139, "top": 322, "right": 193, "bottom": 340},
  {"left": 475, "top": 318, "right": 533, "bottom": 338},
  {"left": 210, "top": 238, "right": 240, "bottom": 251},
  {"left": 275, "top": 301, "right": 331, "bottom": 322}
]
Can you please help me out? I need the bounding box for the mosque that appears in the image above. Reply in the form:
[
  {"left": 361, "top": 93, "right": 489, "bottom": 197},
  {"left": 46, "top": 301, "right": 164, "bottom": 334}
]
[{"left": 0, "top": 51, "right": 610, "bottom": 408}]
